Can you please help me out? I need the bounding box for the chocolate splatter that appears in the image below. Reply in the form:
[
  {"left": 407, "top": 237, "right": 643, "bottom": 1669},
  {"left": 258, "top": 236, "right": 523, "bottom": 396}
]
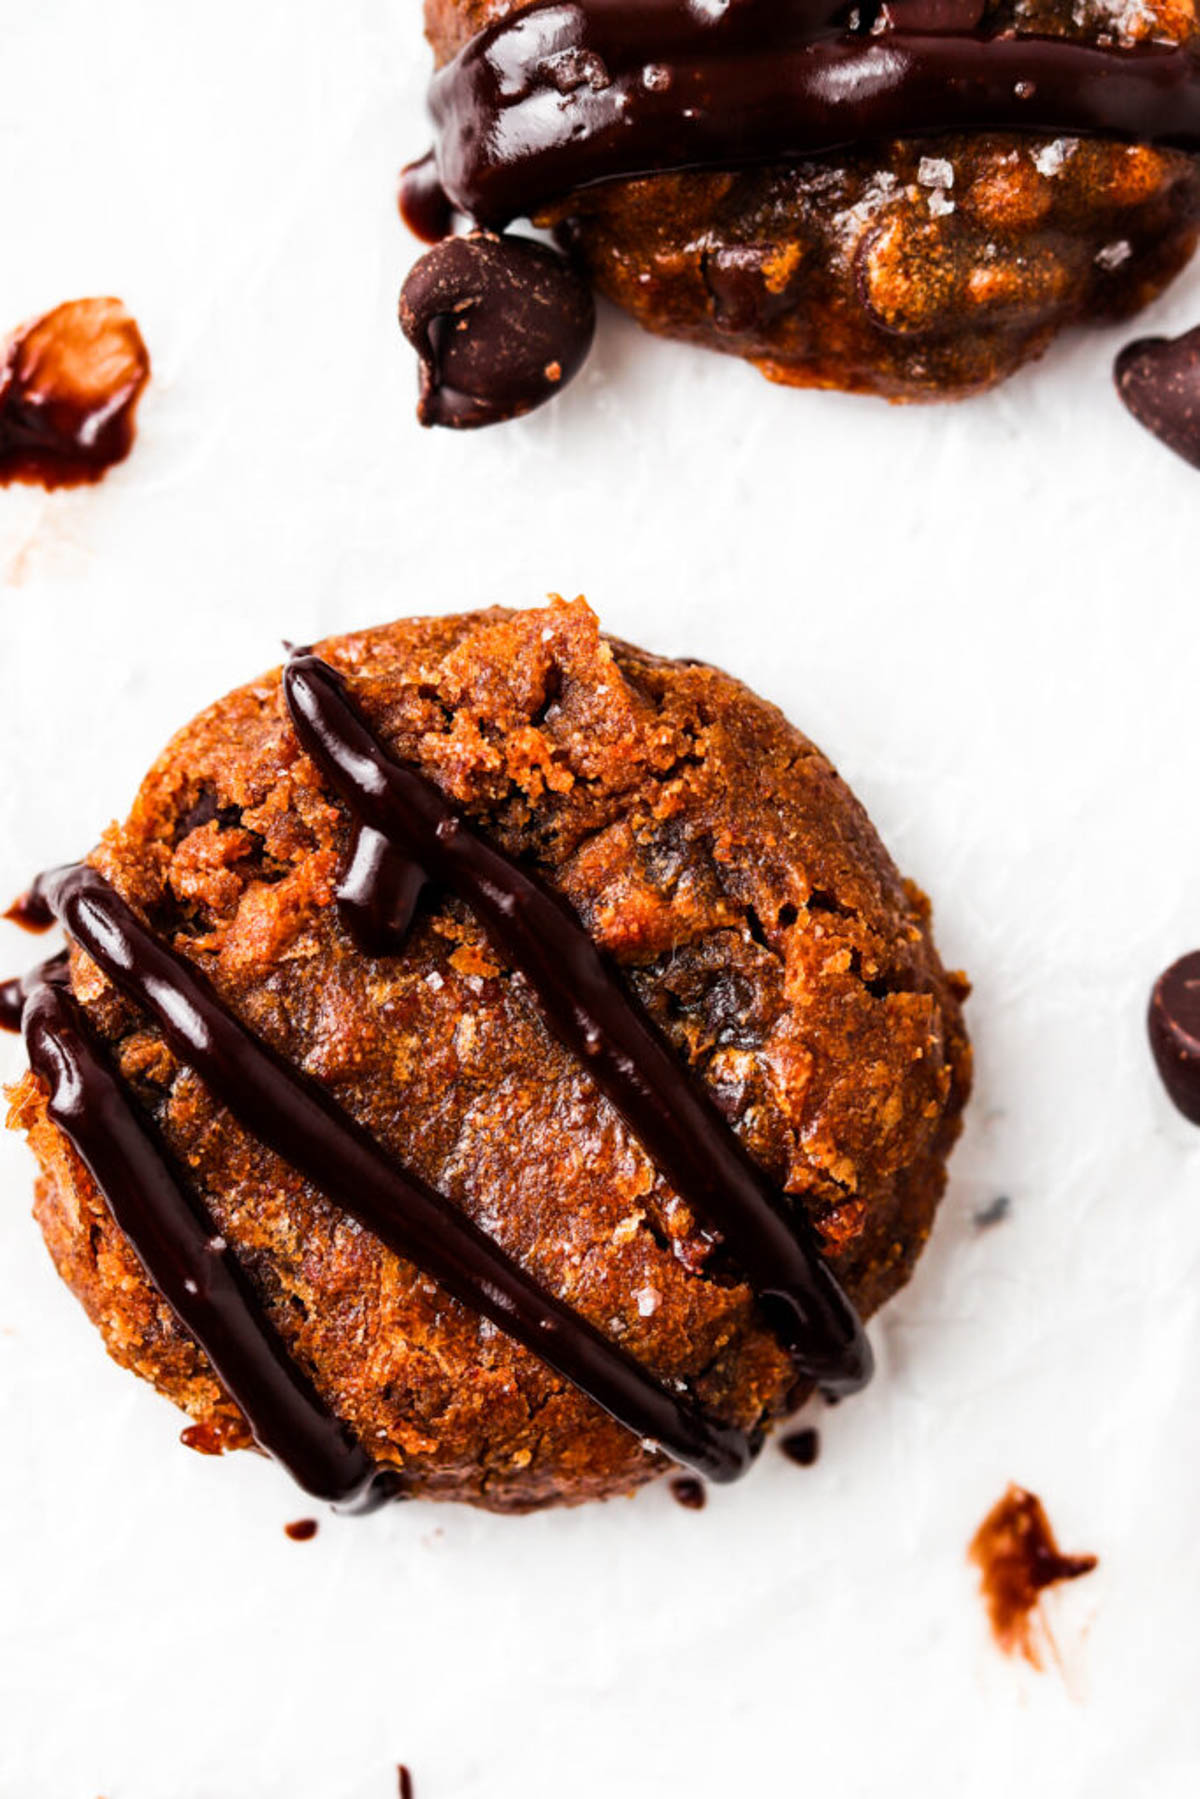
[
  {"left": 969, "top": 1484, "right": 1097, "bottom": 1668},
  {"left": 0, "top": 299, "right": 149, "bottom": 488},
  {"left": 399, "top": 232, "right": 595, "bottom": 428},
  {"left": 779, "top": 1426, "right": 820, "bottom": 1467},
  {"left": 669, "top": 1475, "right": 707, "bottom": 1510},
  {"left": 974, "top": 1194, "right": 1011, "bottom": 1229},
  {"left": 397, "top": 1767, "right": 415, "bottom": 1799},
  {"left": 284, "top": 1518, "right": 319, "bottom": 1541}
]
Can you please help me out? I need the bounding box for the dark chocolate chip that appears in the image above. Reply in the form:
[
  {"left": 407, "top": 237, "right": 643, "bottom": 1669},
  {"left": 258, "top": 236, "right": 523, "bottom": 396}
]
[
  {"left": 1149, "top": 951, "right": 1200, "bottom": 1124},
  {"left": 398, "top": 232, "right": 595, "bottom": 430},
  {"left": 1114, "top": 326, "right": 1200, "bottom": 471},
  {"left": 702, "top": 244, "right": 804, "bottom": 336}
]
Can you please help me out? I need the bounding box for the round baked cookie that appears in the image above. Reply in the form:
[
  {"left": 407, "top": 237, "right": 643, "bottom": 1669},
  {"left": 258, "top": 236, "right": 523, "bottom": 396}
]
[
  {"left": 422, "top": 0, "right": 1200, "bottom": 401},
  {"left": 7, "top": 600, "right": 970, "bottom": 1511}
]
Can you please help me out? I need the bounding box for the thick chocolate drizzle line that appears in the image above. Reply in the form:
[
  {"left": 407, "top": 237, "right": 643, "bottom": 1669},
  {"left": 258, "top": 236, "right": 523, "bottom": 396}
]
[
  {"left": 284, "top": 653, "right": 871, "bottom": 1394},
  {"left": 425, "top": 0, "right": 1200, "bottom": 227},
  {"left": 19, "top": 976, "right": 386, "bottom": 1509},
  {"left": 339, "top": 822, "right": 428, "bottom": 956},
  {"left": 29, "top": 863, "right": 750, "bottom": 1485}
]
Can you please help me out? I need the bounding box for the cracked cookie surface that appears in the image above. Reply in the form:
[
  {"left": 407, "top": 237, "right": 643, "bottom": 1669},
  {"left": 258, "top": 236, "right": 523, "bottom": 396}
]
[{"left": 8, "top": 600, "right": 970, "bottom": 1509}]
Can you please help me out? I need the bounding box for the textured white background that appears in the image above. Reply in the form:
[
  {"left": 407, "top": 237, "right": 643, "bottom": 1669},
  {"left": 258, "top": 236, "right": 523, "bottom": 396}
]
[{"left": 3, "top": 3, "right": 1200, "bottom": 1795}]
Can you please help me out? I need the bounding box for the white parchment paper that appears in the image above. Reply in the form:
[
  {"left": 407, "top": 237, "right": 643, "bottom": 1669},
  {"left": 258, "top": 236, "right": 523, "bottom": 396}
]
[{"left": 2, "top": 4, "right": 1199, "bottom": 1795}]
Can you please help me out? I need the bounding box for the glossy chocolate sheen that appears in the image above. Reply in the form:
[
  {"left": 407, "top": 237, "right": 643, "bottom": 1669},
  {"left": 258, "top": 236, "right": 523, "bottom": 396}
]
[
  {"left": 1116, "top": 327, "right": 1200, "bottom": 471},
  {"left": 425, "top": 0, "right": 1200, "bottom": 228},
  {"left": 284, "top": 652, "right": 872, "bottom": 1395},
  {"left": 1148, "top": 951, "right": 1200, "bottom": 1123},
  {"left": 26, "top": 860, "right": 752, "bottom": 1486}
]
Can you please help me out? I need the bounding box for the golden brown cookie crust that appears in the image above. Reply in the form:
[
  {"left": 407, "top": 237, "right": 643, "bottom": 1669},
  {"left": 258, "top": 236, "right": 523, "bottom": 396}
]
[{"left": 8, "top": 601, "right": 970, "bottom": 1509}]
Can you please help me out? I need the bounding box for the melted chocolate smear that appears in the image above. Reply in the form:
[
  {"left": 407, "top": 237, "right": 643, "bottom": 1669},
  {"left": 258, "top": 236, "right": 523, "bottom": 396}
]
[
  {"left": 29, "top": 862, "right": 750, "bottom": 1485},
  {"left": 1115, "top": 326, "right": 1200, "bottom": 471},
  {"left": 1148, "top": 951, "right": 1200, "bottom": 1123},
  {"left": 670, "top": 1474, "right": 707, "bottom": 1510},
  {"left": 400, "top": 152, "right": 455, "bottom": 245},
  {"left": 969, "top": 1485, "right": 1097, "bottom": 1668},
  {"left": 399, "top": 232, "right": 595, "bottom": 428},
  {"left": 285, "top": 1517, "right": 319, "bottom": 1541},
  {"left": 21, "top": 976, "right": 388, "bottom": 1509},
  {"left": 284, "top": 653, "right": 871, "bottom": 1396},
  {"left": 0, "top": 299, "right": 149, "bottom": 489},
  {"left": 427, "top": 1, "right": 1200, "bottom": 229},
  {"left": 780, "top": 1425, "right": 820, "bottom": 1466},
  {"left": 398, "top": 1768, "right": 415, "bottom": 1799},
  {"left": 702, "top": 244, "right": 806, "bottom": 336}
]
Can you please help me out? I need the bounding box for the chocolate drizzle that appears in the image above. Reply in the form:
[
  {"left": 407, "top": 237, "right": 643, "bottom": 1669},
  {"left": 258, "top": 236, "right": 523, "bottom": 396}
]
[
  {"left": 20, "top": 974, "right": 386, "bottom": 1509},
  {"left": 4, "top": 652, "right": 873, "bottom": 1503},
  {"left": 284, "top": 653, "right": 871, "bottom": 1395},
  {"left": 423, "top": 0, "right": 1200, "bottom": 230},
  {"left": 339, "top": 822, "right": 429, "bottom": 956}
]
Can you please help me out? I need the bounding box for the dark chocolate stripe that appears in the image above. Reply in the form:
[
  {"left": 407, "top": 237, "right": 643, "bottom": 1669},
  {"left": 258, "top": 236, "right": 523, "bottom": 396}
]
[
  {"left": 33, "top": 862, "right": 751, "bottom": 1484},
  {"left": 339, "top": 821, "right": 428, "bottom": 957},
  {"left": 20, "top": 979, "right": 386, "bottom": 1508},
  {"left": 284, "top": 653, "right": 871, "bottom": 1394},
  {"left": 426, "top": 0, "right": 1200, "bottom": 227}
]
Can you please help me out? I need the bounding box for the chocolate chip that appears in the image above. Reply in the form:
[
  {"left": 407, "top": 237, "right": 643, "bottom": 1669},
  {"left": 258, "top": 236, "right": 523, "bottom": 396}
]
[
  {"left": 1149, "top": 952, "right": 1200, "bottom": 1123},
  {"left": 1114, "top": 325, "right": 1200, "bottom": 471},
  {"left": 399, "top": 233, "right": 595, "bottom": 430},
  {"left": 702, "top": 244, "right": 804, "bottom": 336}
]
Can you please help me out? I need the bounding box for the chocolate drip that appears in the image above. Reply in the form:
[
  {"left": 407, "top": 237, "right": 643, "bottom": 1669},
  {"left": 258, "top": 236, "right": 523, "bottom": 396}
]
[
  {"left": 340, "top": 821, "right": 428, "bottom": 956},
  {"left": 0, "top": 950, "right": 68, "bottom": 1035},
  {"left": 284, "top": 653, "right": 871, "bottom": 1394},
  {"left": 31, "top": 862, "right": 751, "bottom": 1484},
  {"left": 4, "top": 889, "right": 54, "bottom": 932},
  {"left": 21, "top": 978, "right": 386, "bottom": 1508},
  {"left": 424, "top": 0, "right": 1200, "bottom": 229},
  {"left": 400, "top": 152, "right": 456, "bottom": 244}
]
